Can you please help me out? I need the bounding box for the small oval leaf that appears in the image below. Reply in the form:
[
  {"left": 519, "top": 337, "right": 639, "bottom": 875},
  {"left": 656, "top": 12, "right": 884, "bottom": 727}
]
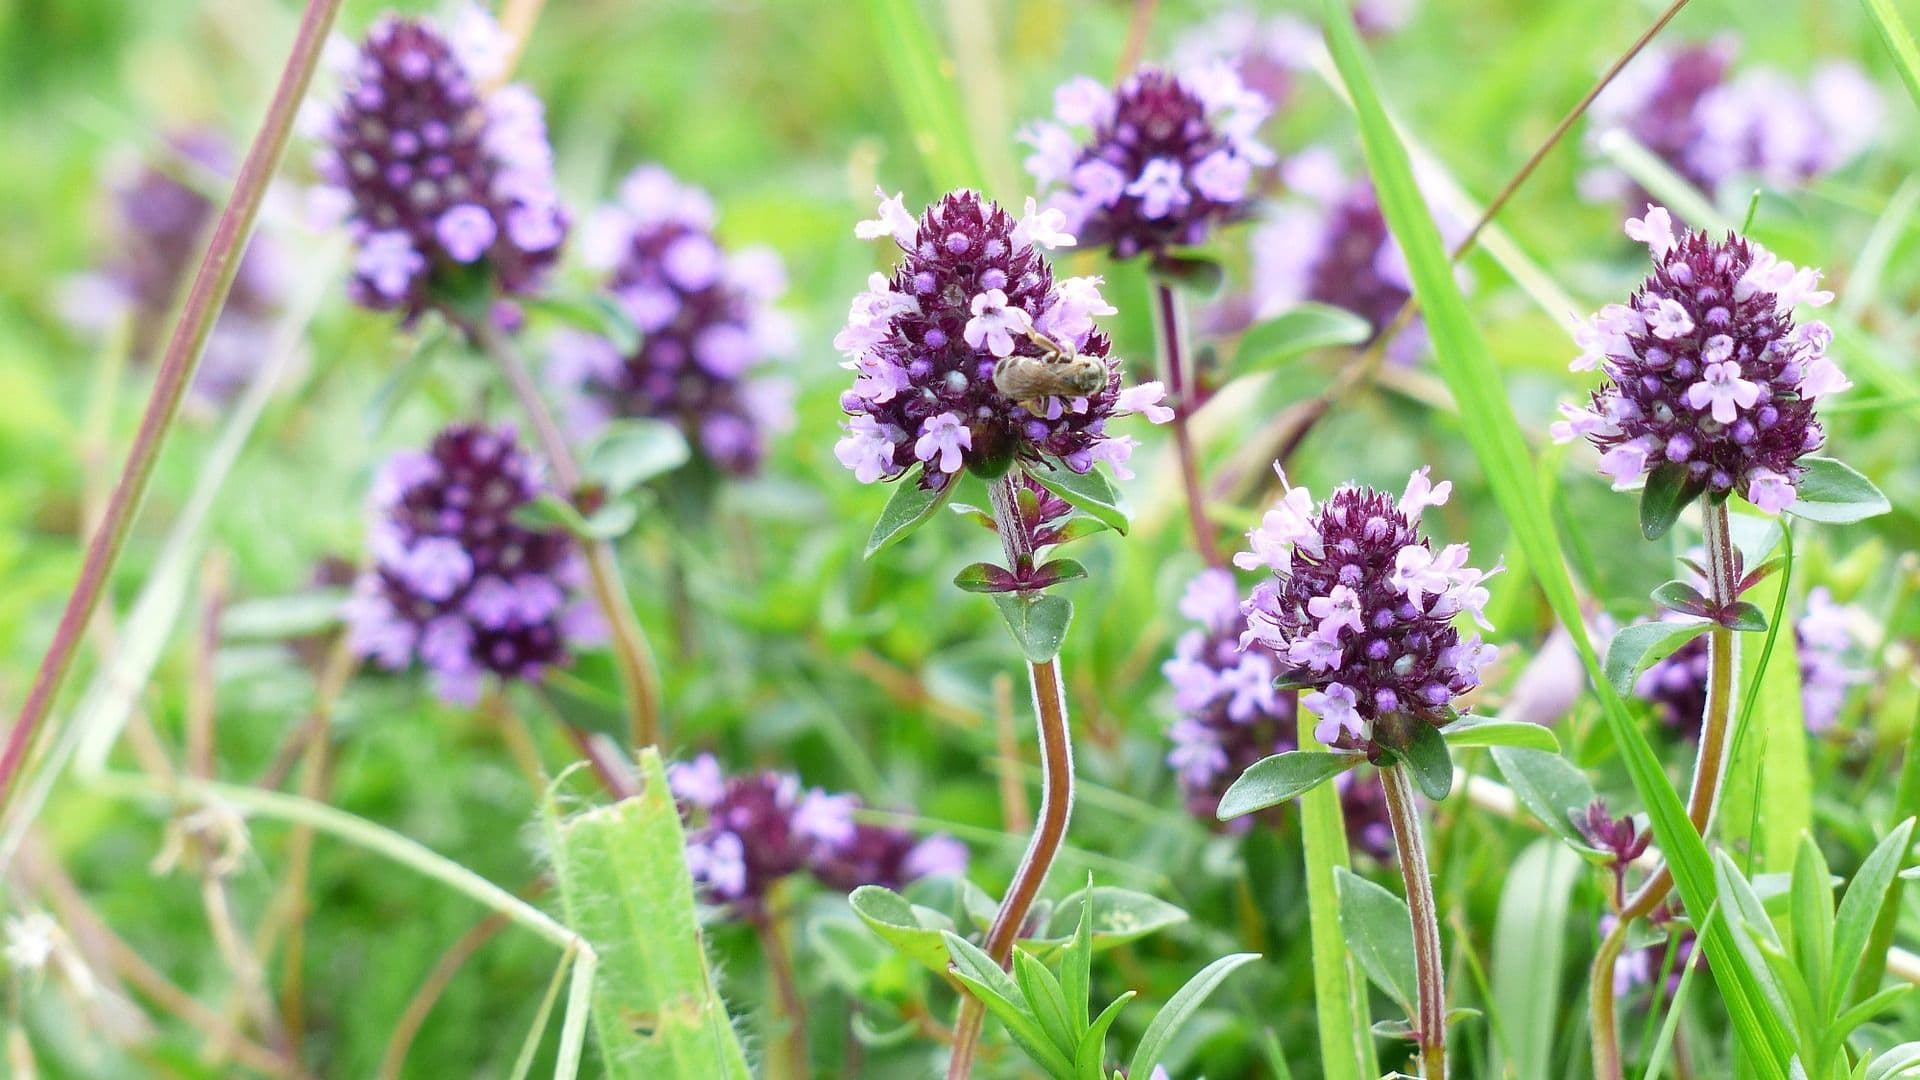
[
  {"left": 991, "top": 593, "right": 1074, "bottom": 663},
  {"left": 1217, "top": 751, "right": 1360, "bottom": 820},
  {"left": 1441, "top": 717, "right": 1559, "bottom": 753},
  {"left": 1785, "top": 456, "right": 1890, "bottom": 524},
  {"left": 1640, "top": 461, "right": 1708, "bottom": 541},
  {"left": 865, "top": 472, "right": 955, "bottom": 559},
  {"left": 1032, "top": 463, "right": 1132, "bottom": 535},
  {"left": 1232, "top": 303, "right": 1374, "bottom": 374}
]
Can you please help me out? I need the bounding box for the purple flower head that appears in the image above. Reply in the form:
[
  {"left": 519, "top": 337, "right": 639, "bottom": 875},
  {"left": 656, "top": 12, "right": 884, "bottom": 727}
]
[
  {"left": 1023, "top": 64, "right": 1272, "bottom": 259},
  {"left": 672, "top": 757, "right": 968, "bottom": 912},
  {"left": 1636, "top": 587, "right": 1866, "bottom": 737},
  {"left": 1554, "top": 206, "right": 1846, "bottom": 514},
  {"left": 680, "top": 769, "right": 809, "bottom": 914},
  {"left": 344, "top": 423, "right": 587, "bottom": 703},
  {"left": 1171, "top": 10, "right": 1318, "bottom": 117},
  {"left": 72, "top": 130, "right": 286, "bottom": 406},
  {"left": 1237, "top": 467, "right": 1499, "bottom": 753},
  {"left": 319, "top": 11, "right": 567, "bottom": 317},
  {"left": 1579, "top": 798, "right": 1652, "bottom": 906},
  {"left": 549, "top": 166, "right": 792, "bottom": 475},
  {"left": 835, "top": 188, "right": 1166, "bottom": 486},
  {"left": 1164, "top": 569, "right": 1298, "bottom": 826},
  {"left": 1584, "top": 39, "right": 1881, "bottom": 206}
]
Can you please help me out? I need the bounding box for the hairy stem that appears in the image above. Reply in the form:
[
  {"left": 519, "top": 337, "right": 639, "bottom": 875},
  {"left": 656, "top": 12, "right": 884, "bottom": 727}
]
[
  {"left": 949, "top": 474, "right": 1076, "bottom": 1080},
  {"left": 1151, "top": 281, "right": 1225, "bottom": 568},
  {"left": 467, "top": 317, "right": 665, "bottom": 750},
  {"left": 1590, "top": 499, "right": 1738, "bottom": 1080},
  {"left": 0, "top": 0, "right": 345, "bottom": 817},
  {"left": 1382, "top": 764, "right": 1447, "bottom": 1078}
]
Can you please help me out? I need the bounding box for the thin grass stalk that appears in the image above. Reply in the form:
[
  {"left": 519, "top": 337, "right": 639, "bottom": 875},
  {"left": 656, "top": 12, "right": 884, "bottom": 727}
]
[{"left": 0, "top": 0, "right": 346, "bottom": 815}]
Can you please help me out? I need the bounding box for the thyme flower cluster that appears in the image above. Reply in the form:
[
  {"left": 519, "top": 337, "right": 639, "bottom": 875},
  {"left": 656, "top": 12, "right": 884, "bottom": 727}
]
[
  {"left": 1023, "top": 64, "right": 1273, "bottom": 259},
  {"left": 319, "top": 11, "right": 567, "bottom": 317},
  {"left": 345, "top": 424, "right": 592, "bottom": 703},
  {"left": 669, "top": 754, "right": 967, "bottom": 914},
  {"left": 1553, "top": 206, "right": 1848, "bottom": 513},
  {"left": 1237, "top": 467, "right": 1498, "bottom": 751},
  {"left": 551, "top": 165, "right": 794, "bottom": 474},
  {"left": 834, "top": 188, "right": 1168, "bottom": 487}
]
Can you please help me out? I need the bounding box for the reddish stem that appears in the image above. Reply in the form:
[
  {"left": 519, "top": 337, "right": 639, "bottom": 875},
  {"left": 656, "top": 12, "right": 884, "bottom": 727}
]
[{"left": 0, "top": 0, "right": 346, "bottom": 815}]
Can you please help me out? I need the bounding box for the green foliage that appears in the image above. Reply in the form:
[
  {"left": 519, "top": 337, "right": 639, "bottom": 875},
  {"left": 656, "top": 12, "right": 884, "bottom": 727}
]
[
  {"left": 1217, "top": 750, "right": 1361, "bottom": 820},
  {"left": 543, "top": 753, "right": 752, "bottom": 1079}
]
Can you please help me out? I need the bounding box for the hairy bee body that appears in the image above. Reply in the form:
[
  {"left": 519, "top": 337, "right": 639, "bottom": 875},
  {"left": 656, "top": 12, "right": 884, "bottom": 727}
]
[{"left": 992, "top": 330, "right": 1108, "bottom": 408}]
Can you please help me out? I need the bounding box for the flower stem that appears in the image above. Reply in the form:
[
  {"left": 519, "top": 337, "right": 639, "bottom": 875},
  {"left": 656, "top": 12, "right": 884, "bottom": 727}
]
[
  {"left": 752, "top": 912, "right": 810, "bottom": 1080},
  {"left": 0, "top": 0, "right": 345, "bottom": 819},
  {"left": 1381, "top": 763, "right": 1447, "bottom": 1078},
  {"left": 1589, "top": 498, "right": 1738, "bottom": 1080},
  {"left": 1151, "top": 281, "right": 1225, "bottom": 569},
  {"left": 948, "top": 475, "right": 1076, "bottom": 1080},
  {"left": 467, "top": 317, "right": 666, "bottom": 751}
]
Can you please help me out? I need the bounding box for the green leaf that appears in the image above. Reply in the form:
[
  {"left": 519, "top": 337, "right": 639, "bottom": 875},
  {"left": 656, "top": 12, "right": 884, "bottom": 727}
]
[
  {"left": 1032, "top": 464, "right": 1132, "bottom": 535},
  {"left": 866, "top": 474, "right": 956, "bottom": 558},
  {"left": 991, "top": 593, "right": 1074, "bottom": 663},
  {"left": 1061, "top": 879, "right": 1095, "bottom": 1033},
  {"left": 1862, "top": 0, "right": 1920, "bottom": 118},
  {"left": 1036, "top": 886, "right": 1188, "bottom": 951},
  {"left": 1651, "top": 579, "right": 1712, "bottom": 616},
  {"left": 1786, "top": 457, "right": 1891, "bottom": 524},
  {"left": 1400, "top": 725, "right": 1454, "bottom": 800},
  {"left": 1037, "top": 558, "right": 1089, "bottom": 586},
  {"left": 1334, "top": 866, "right": 1417, "bottom": 1013},
  {"left": 1075, "top": 992, "right": 1135, "bottom": 1080},
  {"left": 1440, "top": 717, "right": 1558, "bottom": 753},
  {"left": 1148, "top": 251, "right": 1225, "bottom": 295},
  {"left": 944, "top": 934, "right": 1073, "bottom": 1078},
  {"left": 1719, "top": 601, "right": 1769, "bottom": 632},
  {"left": 850, "top": 885, "right": 958, "bottom": 972},
  {"left": 1831, "top": 818, "right": 1917, "bottom": 1011},
  {"left": 1603, "top": 619, "right": 1713, "bottom": 697},
  {"left": 1489, "top": 747, "right": 1600, "bottom": 855},
  {"left": 1864, "top": 1042, "right": 1920, "bottom": 1080},
  {"left": 583, "top": 419, "right": 690, "bottom": 497},
  {"left": 525, "top": 292, "right": 642, "bottom": 354},
  {"left": 1318, "top": 0, "right": 1796, "bottom": 1063},
  {"left": 516, "top": 493, "right": 641, "bottom": 541},
  {"left": 1788, "top": 834, "right": 1835, "bottom": 1011},
  {"left": 1489, "top": 841, "right": 1581, "bottom": 1079},
  {"left": 1640, "top": 462, "right": 1707, "bottom": 540},
  {"left": 1721, "top": 559, "right": 1808, "bottom": 873},
  {"left": 219, "top": 588, "right": 347, "bottom": 641},
  {"left": 1124, "top": 953, "right": 1261, "bottom": 1080},
  {"left": 541, "top": 750, "right": 751, "bottom": 1079},
  {"left": 953, "top": 562, "right": 1017, "bottom": 594},
  {"left": 1216, "top": 751, "right": 1360, "bottom": 820},
  {"left": 1015, "top": 950, "right": 1076, "bottom": 1057},
  {"left": 1295, "top": 713, "right": 1375, "bottom": 1080},
  {"left": 1233, "top": 303, "right": 1373, "bottom": 374}
]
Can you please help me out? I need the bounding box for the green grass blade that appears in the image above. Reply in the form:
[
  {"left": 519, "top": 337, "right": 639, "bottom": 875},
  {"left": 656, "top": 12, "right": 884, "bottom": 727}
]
[
  {"left": 862, "top": 0, "right": 986, "bottom": 192},
  {"left": 1720, "top": 536, "right": 1809, "bottom": 875},
  {"left": 1295, "top": 709, "right": 1376, "bottom": 1080},
  {"left": 1853, "top": 700, "right": 1920, "bottom": 1002},
  {"left": 543, "top": 751, "right": 752, "bottom": 1079},
  {"left": 1490, "top": 840, "right": 1581, "bottom": 1078},
  {"left": 1863, "top": 0, "right": 1920, "bottom": 109},
  {"left": 1316, "top": 2, "right": 1795, "bottom": 1069},
  {"left": 510, "top": 948, "right": 579, "bottom": 1080}
]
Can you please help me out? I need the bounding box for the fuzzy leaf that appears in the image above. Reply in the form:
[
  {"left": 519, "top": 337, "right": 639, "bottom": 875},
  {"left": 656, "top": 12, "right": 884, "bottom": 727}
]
[
  {"left": 1603, "top": 619, "right": 1713, "bottom": 696},
  {"left": 1640, "top": 462, "right": 1708, "bottom": 540},
  {"left": 584, "top": 419, "right": 690, "bottom": 497},
  {"left": 1036, "top": 886, "right": 1188, "bottom": 950},
  {"left": 1401, "top": 724, "right": 1454, "bottom": 800},
  {"left": 1217, "top": 751, "right": 1361, "bottom": 820},
  {"left": 991, "top": 593, "right": 1074, "bottom": 663},
  {"left": 1335, "top": 866, "right": 1418, "bottom": 1013},
  {"left": 850, "top": 885, "right": 958, "bottom": 972},
  {"left": 1441, "top": 717, "right": 1558, "bottom": 753},
  {"left": 865, "top": 472, "right": 956, "bottom": 558},
  {"left": 1233, "top": 303, "right": 1374, "bottom": 374},
  {"left": 1787, "top": 456, "right": 1891, "bottom": 524},
  {"left": 1718, "top": 600, "right": 1769, "bottom": 632},
  {"left": 953, "top": 562, "right": 1021, "bottom": 594},
  {"left": 1489, "top": 748, "right": 1601, "bottom": 855},
  {"left": 1651, "top": 579, "right": 1712, "bottom": 617},
  {"left": 1032, "top": 464, "right": 1132, "bottom": 535}
]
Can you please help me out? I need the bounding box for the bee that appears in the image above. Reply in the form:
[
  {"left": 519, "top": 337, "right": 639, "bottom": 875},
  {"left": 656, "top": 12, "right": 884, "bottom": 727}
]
[{"left": 992, "top": 329, "right": 1108, "bottom": 412}]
